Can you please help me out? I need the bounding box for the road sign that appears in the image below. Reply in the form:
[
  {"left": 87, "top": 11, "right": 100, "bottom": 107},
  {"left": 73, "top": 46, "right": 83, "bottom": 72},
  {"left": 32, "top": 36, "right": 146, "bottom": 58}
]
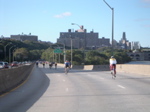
[{"left": 54, "top": 49, "right": 62, "bottom": 53}]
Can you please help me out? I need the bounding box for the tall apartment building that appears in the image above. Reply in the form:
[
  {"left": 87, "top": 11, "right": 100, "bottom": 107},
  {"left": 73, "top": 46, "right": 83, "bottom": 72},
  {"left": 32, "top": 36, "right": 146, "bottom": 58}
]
[
  {"left": 11, "top": 33, "right": 38, "bottom": 41},
  {"left": 57, "top": 28, "right": 110, "bottom": 49}
]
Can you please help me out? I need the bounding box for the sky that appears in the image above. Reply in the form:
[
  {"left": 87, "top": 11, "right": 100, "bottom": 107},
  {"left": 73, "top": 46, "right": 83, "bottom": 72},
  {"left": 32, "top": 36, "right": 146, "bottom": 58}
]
[{"left": 0, "top": 0, "right": 150, "bottom": 47}]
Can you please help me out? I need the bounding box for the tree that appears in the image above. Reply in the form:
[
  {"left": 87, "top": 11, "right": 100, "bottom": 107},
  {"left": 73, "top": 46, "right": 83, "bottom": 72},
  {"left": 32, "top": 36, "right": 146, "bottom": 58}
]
[
  {"left": 85, "top": 50, "right": 108, "bottom": 65},
  {"left": 14, "top": 48, "right": 29, "bottom": 61},
  {"left": 41, "top": 48, "right": 59, "bottom": 62},
  {"left": 29, "top": 49, "right": 44, "bottom": 61}
]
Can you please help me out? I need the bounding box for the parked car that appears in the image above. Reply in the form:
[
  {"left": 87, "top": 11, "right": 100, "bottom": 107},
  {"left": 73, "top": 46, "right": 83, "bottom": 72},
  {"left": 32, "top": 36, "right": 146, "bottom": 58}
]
[
  {"left": 11, "top": 61, "right": 18, "bottom": 67},
  {"left": 0, "top": 62, "right": 9, "bottom": 69}
]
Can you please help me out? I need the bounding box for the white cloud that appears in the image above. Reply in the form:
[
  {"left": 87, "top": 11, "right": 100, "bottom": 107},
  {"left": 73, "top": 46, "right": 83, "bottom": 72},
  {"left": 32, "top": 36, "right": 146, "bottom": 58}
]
[{"left": 54, "top": 12, "right": 72, "bottom": 18}]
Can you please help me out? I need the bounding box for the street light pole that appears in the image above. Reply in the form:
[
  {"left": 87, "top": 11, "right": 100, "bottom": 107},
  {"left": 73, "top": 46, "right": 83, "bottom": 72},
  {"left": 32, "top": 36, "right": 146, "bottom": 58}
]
[
  {"left": 63, "top": 43, "right": 66, "bottom": 63},
  {"left": 4, "top": 42, "right": 12, "bottom": 61},
  {"left": 103, "top": 0, "right": 114, "bottom": 56},
  {"left": 71, "top": 23, "right": 83, "bottom": 30},
  {"left": 71, "top": 39, "right": 72, "bottom": 66},
  {"left": 9, "top": 45, "right": 15, "bottom": 63},
  {"left": 69, "top": 34, "right": 73, "bottom": 66},
  {"left": 56, "top": 44, "right": 60, "bottom": 63},
  {"left": 72, "top": 23, "right": 85, "bottom": 65},
  {"left": 13, "top": 48, "right": 17, "bottom": 62}
]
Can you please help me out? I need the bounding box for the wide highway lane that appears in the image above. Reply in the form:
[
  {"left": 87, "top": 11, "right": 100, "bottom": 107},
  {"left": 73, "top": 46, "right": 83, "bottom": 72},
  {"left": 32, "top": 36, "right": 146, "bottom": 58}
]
[{"left": 0, "top": 64, "right": 150, "bottom": 112}]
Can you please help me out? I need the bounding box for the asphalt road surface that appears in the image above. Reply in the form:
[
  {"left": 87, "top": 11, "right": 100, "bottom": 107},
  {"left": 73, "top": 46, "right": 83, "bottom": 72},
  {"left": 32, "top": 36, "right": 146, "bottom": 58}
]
[{"left": 0, "top": 64, "right": 150, "bottom": 112}]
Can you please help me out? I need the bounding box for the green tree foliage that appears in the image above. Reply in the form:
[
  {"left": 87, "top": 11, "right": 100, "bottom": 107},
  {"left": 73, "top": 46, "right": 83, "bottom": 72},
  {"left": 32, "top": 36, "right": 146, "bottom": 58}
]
[
  {"left": 0, "top": 39, "right": 132, "bottom": 64},
  {"left": 85, "top": 50, "right": 108, "bottom": 65},
  {"left": 0, "top": 39, "right": 51, "bottom": 62},
  {"left": 14, "top": 48, "right": 29, "bottom": 61},
  {"left": 29, "top": 49, "right": 44, "bottom": 61},
  {"left": 72, "top": 50, "right": 84, "bottom": 65},
  {"left": 100, "top": 49, "right": 131, "bottom": 64},
  {"left": 113, "top": 51, "right": 131, "bottom": 64},
  {"left": 41, "top": 48, "right": 54, "bottom": 62}
]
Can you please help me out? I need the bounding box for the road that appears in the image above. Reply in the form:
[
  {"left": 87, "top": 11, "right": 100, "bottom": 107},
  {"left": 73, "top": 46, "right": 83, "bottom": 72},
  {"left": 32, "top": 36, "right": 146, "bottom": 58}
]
[{"left": 0, "top": 64, "right": 150, "bottom": 112}]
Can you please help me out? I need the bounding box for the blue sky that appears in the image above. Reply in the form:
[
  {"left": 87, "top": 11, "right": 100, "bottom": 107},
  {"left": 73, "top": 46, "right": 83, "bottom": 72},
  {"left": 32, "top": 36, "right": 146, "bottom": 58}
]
[{"left": 0, "top": 0, "right": 150, "bottom": 47}]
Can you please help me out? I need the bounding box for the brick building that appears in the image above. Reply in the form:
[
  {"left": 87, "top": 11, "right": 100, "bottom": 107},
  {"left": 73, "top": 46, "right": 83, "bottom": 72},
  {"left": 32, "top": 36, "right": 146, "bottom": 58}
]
[
  {"left": 11, "top": 33, "right": 38, "bottom": 41},
  {"left": 57, "top": 28, "right": 110, "bottom": 49}
]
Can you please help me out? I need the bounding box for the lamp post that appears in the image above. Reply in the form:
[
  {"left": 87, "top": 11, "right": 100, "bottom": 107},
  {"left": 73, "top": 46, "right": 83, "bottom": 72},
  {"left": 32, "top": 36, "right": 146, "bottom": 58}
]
[
  {"left": 71, "top": 38, "right": 72, "bottom": 65},
  {"left": 71, "top": 23, "right": 83, "bottom": 30},
  {"left": 59, "top": 33, "right": 66, "bottom": 63},
  {"left": 103, "top": 0, "right": 114, "bottom": 56},
  {"left": 9, "top": 45, "right": 15, "bottom": 63},
  {"left": 55, "top": 44, "right": 61, "bottom": 63},
  {"left": 72, "top": 23, "right": 85, "bottom": 65},
  {"left": 4, "top": 42, "right": 12, "bottom": 61},
  {"left": 62, "top": 43, "right": 66, "bottom": 63},
  {"left": 69, "top": 34, "right": 73, "bottom": 66},
  {"left": 0, "top": 42, "right": 4, "bottom": 60},
  {"left": 13, "top": 48, "right": 18, "bottom": 62}
]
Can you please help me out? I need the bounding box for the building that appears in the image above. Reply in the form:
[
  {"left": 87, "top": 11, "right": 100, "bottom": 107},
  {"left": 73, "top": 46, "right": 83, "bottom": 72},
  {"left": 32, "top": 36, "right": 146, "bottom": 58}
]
[
  {"left": 127, "top": 49, "right": 150, "bottom": 61},
  {"left": 57, "top": 27, "right": 110, "bottom": 49},
  {"left": 118, "top": 32, "right": 131, "bottom": 49},
  {"left": 131, "top": 41, "right": 141, "bottom": 50},
  {"left": 11, "top": 33, "right": 38, "bottom": 41}
]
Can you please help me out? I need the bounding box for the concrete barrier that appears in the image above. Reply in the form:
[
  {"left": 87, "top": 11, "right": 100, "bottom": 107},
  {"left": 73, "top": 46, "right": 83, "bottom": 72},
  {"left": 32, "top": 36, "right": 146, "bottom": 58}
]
[
  {"left": 58, "top": 63, "right": 109, "bottom": 71},
  {"left": 58, "top": 63, "right": 64, "bottom": 67},
  {"left": 92, "top": 65, "right": 110, "bottom": 71},
  {"left": 117, "top": 64, "right": 150, "bottom": 75},
  {"left": 72, "top": 65, "right": 84, "bottom": 69},
  {"left": 83, "top": 65, "right": 94, "bottom": 70},
  {"left": 59, "top": 63, "right": 150, "bottom": 75},
  {"left": 0, "top": 63, "right": 34, "bottom": 95}
]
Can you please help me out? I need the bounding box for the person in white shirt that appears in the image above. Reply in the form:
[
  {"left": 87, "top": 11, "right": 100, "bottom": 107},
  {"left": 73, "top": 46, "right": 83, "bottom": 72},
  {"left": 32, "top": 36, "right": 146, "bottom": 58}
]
[{"left": 109, "top": 56, "right": 117, "bottom": 75}]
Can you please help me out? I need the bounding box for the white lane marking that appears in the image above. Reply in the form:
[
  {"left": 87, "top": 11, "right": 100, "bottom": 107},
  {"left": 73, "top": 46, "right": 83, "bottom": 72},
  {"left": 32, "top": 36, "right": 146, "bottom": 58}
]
[
  {"left": 118, "top": 85, "right": 125, "bottom": 89},
  {"left": 57, "top": 75, "right": 60, "bottom": 76},
  {"left": 66, "top": 88, "right": 69, "bottom": 92}
]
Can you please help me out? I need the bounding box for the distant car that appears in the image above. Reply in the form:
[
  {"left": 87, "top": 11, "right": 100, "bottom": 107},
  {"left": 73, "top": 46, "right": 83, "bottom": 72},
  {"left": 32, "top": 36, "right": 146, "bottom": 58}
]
[
  {"left": 0, "top": 62, "right": 9, "bottom": 69},
  {"left": 11, "top": 61, "right": 18, "bottom": 67}
]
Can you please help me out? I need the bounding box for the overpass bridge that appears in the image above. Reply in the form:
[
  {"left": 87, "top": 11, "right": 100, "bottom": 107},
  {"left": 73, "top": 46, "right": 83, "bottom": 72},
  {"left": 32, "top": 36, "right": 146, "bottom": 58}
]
[{"left": 0, "top": 63, "right": 150, "bottom": 112}]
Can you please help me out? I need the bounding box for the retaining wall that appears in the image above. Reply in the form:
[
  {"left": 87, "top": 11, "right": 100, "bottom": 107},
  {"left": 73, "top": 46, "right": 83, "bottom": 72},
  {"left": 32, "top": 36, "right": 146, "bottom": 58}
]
[{"left": 0, "top": 63, "right": 34, "bottom": 95}]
